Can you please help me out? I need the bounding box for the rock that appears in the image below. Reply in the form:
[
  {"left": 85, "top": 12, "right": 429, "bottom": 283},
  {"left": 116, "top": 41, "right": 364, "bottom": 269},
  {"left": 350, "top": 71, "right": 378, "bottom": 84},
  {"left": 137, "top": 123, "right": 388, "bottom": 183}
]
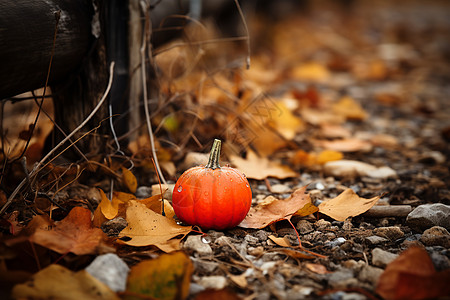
[
  {"left": 197, "top": 276, "right": 227, "bottom": 289},
  {"left": 430, "top": 252, "right": 450, "bottom": 271},
  {"left": 183, "top": 235, "right": 213, "bottom": 256},
  {"left": 358, "top": 265, "right": 384, "bottom": 285},
  {"left": 296, "top": 220, "right": 314, "bottom": 234},
  {"left": 342, "top": 219, "right": 353, "bottom": 231},
  {"left": 420, "top": 226, "right": 450, "bottom": 248},
  {"left": 373, "top": 226, "right": 404, "bottom": 241},
  {"left": 327, "top": 269, "right": 355, "bottom": 287},
  {"left": 191, "top": 257, "right": 219, "bottom": 273},
  {"left": 244, "top": 234, "right": 259, "bottom": 246},
  {"left": 324, "top": 160, "right": 396, "bottom": 179},
  {"left": 271, "top": 184, "right": 291, "bottom": 194},
  {"left": 315, "top": 219, "right": 331, "bottom": 231},
  {"left": 371, "top": 248, "right": 398, "bottom": 268},
  {"left": 325, "top": 237, "right": 346, "bottom": 248},
  {"left": 407, "top": 203, "right": 450, "bottom": 231},
  {"left": 286, "top": 285, "right": 314, "bottom": 299},
  {"left": 101, "top": 217, "right": 128, "bottom": 236},
  {"left": 135, "top": 186, "right": 152, "bottom": 198},
  {"left": 365, "top": 235, "right": 389, "bottom": 245},
  {"left": 342, "top": 259, "right": 365, "bottom": 272},
  {"left": 85, "top": 253, "right": 130, "bottom": 292}
]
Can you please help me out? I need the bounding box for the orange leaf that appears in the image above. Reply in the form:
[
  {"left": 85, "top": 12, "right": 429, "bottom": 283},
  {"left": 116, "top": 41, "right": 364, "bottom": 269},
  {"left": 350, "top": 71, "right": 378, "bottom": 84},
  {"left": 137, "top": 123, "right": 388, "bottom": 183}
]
[
  {"left": 318, "top": 189, "right": 380, "bottom": 221},
  {"left": 239, "top": 187, "right": 311, "bottom": 229},
  {"left": 30, "top": 207, "right": 108, "bottom": 255},
  {"left": 311, "top": 138, "right": 372, "bottom": 152},
  {"left": 118, "top": 200, "right": 191, "bottom": 252},
  {"left": 376, "top": 246, "right": 450, "bottom": 300},
  {"left": 306, "top": 263, "right": 331, "bottom": 274},
  {"left": 122, "top": 167, "right": 137, "bottom": 194},
  {"left": 332, "top": 96, "right": 368, "bottom": 121}
]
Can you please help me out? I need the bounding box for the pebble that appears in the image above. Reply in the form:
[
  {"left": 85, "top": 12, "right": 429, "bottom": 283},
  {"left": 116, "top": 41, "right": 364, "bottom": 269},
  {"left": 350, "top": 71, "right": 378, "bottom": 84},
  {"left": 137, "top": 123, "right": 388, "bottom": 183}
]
[
  {"left": 85, "top": 253, "right": 130, "bottom": 292},
  {"left": 342, "top": 259, "right": 365, "bottom": 272},
  {"left": 315, "top": 219, "right": 332, "bottom": 231},
  {"left": 324, "top": 160, "right": 397, "bottom": 179},
  {"left": 327, "top": 269, "right": 355, "bottom": 287},
  {"left": 270, "top": 184, "right": 291, "bottom": 194},
  {"left": 371, "top": 248, "right": 398, "bottom": 268},
  {"left": 296, "top": 220, "right": 314, "bottom": 234},
  {"left": 101, "top": 217, "right": 128, "bottom": 236},
  {"left": 191, "top": 257, "right": 219, "bottom": 273},
  {"left": 430, "top": 252, "right": 450, "bottom": 271},
  {"left": 420, "top": 226, "right": 450, "bottom": 248},
  {"left": 373, "top": 226, "right": 404, "bottom": 241},
  {"left": 197, "top": 276, "right": 227, "bottom": 290},
  {"left": 183, "top": 235, "right": 213, "bottom": 256},
  {"left": 244, "top": 234, "right": 260, "bottom": 246},
  {"left": 135, "top": 186, "right": 152, "bottom": 198},
  {"left": 326, "top": 237, "right": 346, "bottom": 248},
  {"left": 358, "top": 265, "right": 384, "bottom": 285},
  {"left": 407, "top": 203, "right": 450, "bottom": 231}
]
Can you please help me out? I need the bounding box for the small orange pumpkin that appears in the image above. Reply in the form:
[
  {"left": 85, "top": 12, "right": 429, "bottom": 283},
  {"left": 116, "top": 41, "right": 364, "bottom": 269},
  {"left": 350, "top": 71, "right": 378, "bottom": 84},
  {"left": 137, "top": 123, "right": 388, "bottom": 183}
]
[{"left": 172, "top": 139, "right": 252, "bottom": 230}]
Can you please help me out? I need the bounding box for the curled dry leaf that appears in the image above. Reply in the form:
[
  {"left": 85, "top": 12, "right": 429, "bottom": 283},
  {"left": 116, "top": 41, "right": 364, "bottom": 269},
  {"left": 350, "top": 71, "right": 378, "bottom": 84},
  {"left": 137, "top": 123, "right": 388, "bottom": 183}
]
[
  {"left": 306, "top": 263, "right": 331, "bottom": 274},
  {"left": 376, "top": 246, "right": 450, "bottom": 300},
  {"left": 229, "top": 150, "right": 297, "bottom": 180},
  {"left": 12, "top": 264, "right": 118, "bottom": 300},
  {"left": 30, "top": 206, "right": 108, "bottom": 255},
  {"left": 318, "top": 189, "right": 380, "bottom": 222},
  {"left": 268, "top": 235, "right": 292, "bottom": 247},
  {"left": 121, "top": 167, "right": 137, "bottom": 194},
  {"left": 126, "top": 251, "right": 193, "bottom": 300},
  {"left": 239, "top": 186, "right": 311, "bottom": 229},
  {"left": 118, "top": 200, "right": 191, "bottom": 252}
]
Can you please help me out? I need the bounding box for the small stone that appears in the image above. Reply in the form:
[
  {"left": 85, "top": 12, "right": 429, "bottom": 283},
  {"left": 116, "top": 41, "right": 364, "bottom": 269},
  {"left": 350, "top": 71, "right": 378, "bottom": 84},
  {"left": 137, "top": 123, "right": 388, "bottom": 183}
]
[
  {"left": 366, "top": 235, "right": 389, "bottom": 245},
  {"left": 101, "top": 217, "right": 128, "bottom": 236},
  {"left": 342, "top": 259, "right": 365, "bottom": 272},
  {"left": 183, "top": 235, "right": 213, "bottom": 256},
  {"left": 358, "top": 265, "right": 384, "bottom": 285},
  {"left": 326, "top": 237, "right": 346, "bottom": 248},
  {"left": 420, "top": 226, "right": 450, "bottom": 248},
  {"left": 254, "top": 230, "right": 271, "bottom": 242},
  {"left": 315, "top": 219, "right": 331, "bottom": 231},
  {"left": 327, "top": 269, "right": 354, "bottom": 287},
  {"left": 271, "top": 184, "right": 291, "bottom": 194},
  {"left": 296, "top": 220, "right": 314, "bottom": 234},
  {"left": 244, "top": 234, "right": 260, "bottom": 246},
  {"left": 373, "top": 226, "right": 404, "bottom": 241},
  {"left": 191, "top": 257, "right": 219, "bottom": 273},
  {"left": 407, "top": 203, "right": 450, "bottom": 231},
  {"left": 372, "top": 248, "right": 398, "bottom": 268},
  {"left": 85, "top": 253, "right": 130, "bottom": 292},
  {"left": 342, "top": 219, "right": 353, "bottom": 231},
  {"left": 324, "top": 160, "right": 396, "bottom": 179},
  {"left": 430, "top": 252, "right": 450, "bottom": 271},
  {"left": 247, "top": 246, "right": 264, "bottom": 256},
  {"left": 197, "top": 276, "right": 227, "bottom": 289},
  {"left": 135, "top": 186, "right": 152, "bottom": 198}
]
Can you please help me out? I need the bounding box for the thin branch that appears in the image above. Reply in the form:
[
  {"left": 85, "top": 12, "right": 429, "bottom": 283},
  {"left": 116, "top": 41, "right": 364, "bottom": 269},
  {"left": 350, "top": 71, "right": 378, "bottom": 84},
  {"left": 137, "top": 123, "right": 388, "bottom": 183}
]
[
  {"left": 233, "top": 0, "right": 251, "bottom": 69},
  {"left": 0, "top": 62, "right": 115, "bottom": 216}
]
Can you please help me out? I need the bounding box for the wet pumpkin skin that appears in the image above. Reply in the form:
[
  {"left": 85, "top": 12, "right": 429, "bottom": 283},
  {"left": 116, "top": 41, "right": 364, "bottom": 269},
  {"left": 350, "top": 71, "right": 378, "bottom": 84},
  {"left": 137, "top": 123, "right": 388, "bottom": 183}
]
[{"left": 172, "top": 140, "right": 252, "bottom": 230}]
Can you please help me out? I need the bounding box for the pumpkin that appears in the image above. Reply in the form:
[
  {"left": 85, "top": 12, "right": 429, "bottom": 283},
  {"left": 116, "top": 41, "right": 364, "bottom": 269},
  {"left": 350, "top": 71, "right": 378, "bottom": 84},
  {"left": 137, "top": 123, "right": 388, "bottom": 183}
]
[{"left": 172, "top": 139, "right": 252, "bottom": 230}]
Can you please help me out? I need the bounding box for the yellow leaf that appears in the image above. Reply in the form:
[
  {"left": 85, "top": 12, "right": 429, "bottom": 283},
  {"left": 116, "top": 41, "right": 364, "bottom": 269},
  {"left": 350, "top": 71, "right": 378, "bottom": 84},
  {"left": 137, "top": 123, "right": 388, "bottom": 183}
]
[
  {"left": 118, "top": 200, "right": 191, "bottom": 252},
  {"left": 291, "top": 62, "right": 330, "bottom": 82},
  {"left": 12, "top": 264, "right": 118, "bottom": 300},
  {"left": 96, "top": 189, "right": 123, "bottom": 220},
  {"left": 268, "top": 101, "right": 304, "bottom": 140},
  {"left": 318, "top": 189, "right": 380, "bottom": 221},
  {"left": 229, "top": 150, "right": 297, "bottom": 180},
  {"left": 122, "top": 167, "right": 137, "bottom": 193},
  {"left": 316, "top": 150, "right": 343, "bottom": 164},
  {"left": 294, "top": 202, "right": 319, "bottom": 217},
  {"left": 125, "top": 251, "right": 193, "bottom": 300},
  {"left": 332, "top": 96, "right": 368, "bottom": 121}
]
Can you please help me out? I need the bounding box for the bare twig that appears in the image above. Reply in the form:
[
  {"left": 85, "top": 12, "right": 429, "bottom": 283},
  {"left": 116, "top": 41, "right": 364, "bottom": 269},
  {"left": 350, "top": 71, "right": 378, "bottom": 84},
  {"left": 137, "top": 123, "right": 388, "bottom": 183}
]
[
  {"left": 0, "top": 62, "right": 115, "bottom": 216},
  {"left": 140, "top": 0, "right": 167, "bottom": 185},
  {"left": 233, "top": 0, "right": 251, "bottom": 69}
]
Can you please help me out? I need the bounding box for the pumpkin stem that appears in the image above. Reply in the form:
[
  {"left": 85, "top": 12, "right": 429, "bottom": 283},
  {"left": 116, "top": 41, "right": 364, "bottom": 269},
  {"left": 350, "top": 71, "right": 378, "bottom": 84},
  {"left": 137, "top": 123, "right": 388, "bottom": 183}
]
[{"left": 205, "top": 139, "right": 222, "bottom": 169}]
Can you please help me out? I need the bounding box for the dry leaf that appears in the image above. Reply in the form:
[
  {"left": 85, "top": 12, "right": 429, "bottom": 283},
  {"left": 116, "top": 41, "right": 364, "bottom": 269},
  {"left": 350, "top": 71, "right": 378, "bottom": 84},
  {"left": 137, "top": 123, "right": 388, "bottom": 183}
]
[
  {"left": 291, "top": 62, "right": 330, "bottom": 82},
  {"left": 30, "top": 207, "right": 108, "bottom": 255},
  {"left": 324, "top": 159, "right": 397, "bottom": 179},
  {"left": 12, "top": 264, "right": 118, "bottom": 300},
  {"left": 118, "top": 200, "right": 191, "bottom": 252},
  {"left": 332, "top": 96, "right": 368, "bottom": 121},
  {"left": 122, "top": 167, "right": 137, "bottom": 193},
  {"left": 239, "top": 187, "right": 310, "bottom": 229},
  {"left": 268, "top": 235, "right": 292, "bottom": 247},
  {"left": 306, "top": 263, "right": 331, "bottom": 274},
  {"left": 376, "top": 246, "right": 450, "bottom": 300},
  {"left": 267, "top": 101, "right": 304, "bottom": 140},
  {"left": 318, "top": 189, "right": 380, "bottom": 221},
  {"left": 229, "top": 150, "right": 297, "bottom": 180},
  {"left": 194, "top": 288, "right": 242, "bottom": 300},
  {"left": 294, "top": 202, "right": 319, "bottom": 217},
  {"left": 311, "top": 138, "right": 373, "bottom": 152},
  {"left": 126, "top": 251, "right": 193, "bottom": 300},
  {"left": 275, "top": 248, "right": 316, "bottom": 260}
]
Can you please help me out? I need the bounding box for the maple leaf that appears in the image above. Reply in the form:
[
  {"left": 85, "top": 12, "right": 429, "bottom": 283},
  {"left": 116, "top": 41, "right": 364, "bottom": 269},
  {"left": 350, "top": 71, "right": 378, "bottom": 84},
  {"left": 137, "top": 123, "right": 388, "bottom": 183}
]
[
  {"left": 318, "top": 189, "right": 380, "bottom": 221},
  {"left": 118, "top": 200, "right": 191, "bottom": 252},
  {"left": 30, "top": 207, "right": 108, "bottom": 255},
  {"left": 229, "top": 150, "right": 297, "bottom": 180},
  {"left": 239, "top": 186, "right": 311, "bottom": 229},
  {"left": 376, "top": 246, "right": 450, "bottom": 300}
]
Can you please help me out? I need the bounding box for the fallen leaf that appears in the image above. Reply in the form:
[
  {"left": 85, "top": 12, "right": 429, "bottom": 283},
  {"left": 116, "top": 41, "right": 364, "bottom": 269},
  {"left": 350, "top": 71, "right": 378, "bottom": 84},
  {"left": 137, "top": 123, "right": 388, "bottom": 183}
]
[
  {"left": 294, "top": 202, "right": 319, "bottom": 217},
  {"left": 291, "top": 150, "right": 343, "bottom": 167},
  {"left": 376, "top": 246, "right": 450, "bottom": 300},
  {"left": 319, "top": 123, "right": 352, "bottom": 139},
  {"left": 267, "top": 101, "right": 304, "bottom": 140},
  {"left": 12, "top": 264, "right": 118, "bottom": 300},
  {"left": 30, "top": 206, "right": 108, "bottom": 255},
  {"left": 96, "top": 189, "right": 124, "bottom": 220},
  {"left": 229, "top": 150, "right": 297, "bottom": 180},
  {"left": 311, "top": 138, "right": 373, "bottom": 152},
  {"left": 291, "top": 62, "right": 330, "bottom": 82},
  {"left": 194, "top": 288, "right": 242, "bottom": 300},
  {"left": 316, "top": 150, "right": 344, "bottom": 165},
  {"left": 306, "top": 263, "right": 331, "bottom": 274},
  {"left": 118, "top": 200, "right": 191, "bottom": 252},
  {"left": 324, "top": 159, "right": 397, "bottom": 179},
  {"left": 318, "top": 189, "right": 380, "bottom": 221},
  {"left": 268, "top": 235, "right": 292, "bottom": 247},
  {"left": 122, "top": 167, "right": 137, "bottom": 193},
  {"left": 275, "top": 248, "right": 316, "bottom": 260},
  {"left": 126, "top": 251, "right": 193, "bottom": 300},
  {"left": 332, "top": 96, "right": 368, "bottom": 121},
  {"left": 239, "top": 187, "right": 310, "bottom": 229}
]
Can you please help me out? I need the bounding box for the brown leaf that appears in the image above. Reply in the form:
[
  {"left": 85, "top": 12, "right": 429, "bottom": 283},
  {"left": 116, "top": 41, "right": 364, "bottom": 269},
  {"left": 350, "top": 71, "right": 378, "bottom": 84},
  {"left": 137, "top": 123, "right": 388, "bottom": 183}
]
[
  {"left": 318, "top": 189, "right": 380, "bottom": 222},
  {"left": 122, "top": 167, "right": 137, "bottom": 193},
  {"left": 306, "top": 263, "right": 331, "bottom": 274},
  {"left": 376, "top": 246, "right": 450, "bottom": 300},
  {"left": 194, "top": 288, "right": 242, "bottom": 300},
  {"left": 239, "top": 187, "right": 310, "bottom": 228},
  {"left": 118, "top": 200, "right": 191, "bottom": 252},
  {"left": 268, "top": 235, "right": 292, "bottom": 247},
  {"left": 30, "top": 207, "right": 108, "bottom": 255},
  {"left": 12, "top": 264, "right": 118, "bottom": 300},
  {"left": 311, "top": 138, "right": 372, "bottom": 152},
  {"left": 229, "top": 150, "right": 297, "bottom": 180},
  {"left": 332, "top": 96, "right": 368, "bottom": 121}
]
